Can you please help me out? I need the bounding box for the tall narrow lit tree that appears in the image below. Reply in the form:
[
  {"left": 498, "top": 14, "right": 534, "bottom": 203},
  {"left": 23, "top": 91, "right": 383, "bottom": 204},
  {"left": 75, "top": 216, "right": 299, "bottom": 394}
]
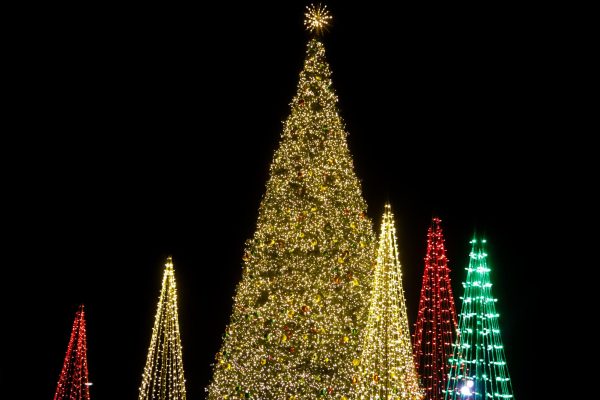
[
  {"left": 53, "top": 304, "right": 91, "bottom": 400},
  {"left": 139, "top": 256, "right": 187, "bottom": 400},
  {"left": 445, "top": 238, "right": 514, "bottom": 399},
  {"left": 355, "top": 203, "right": 423, "bottom": 400},
  {"left": 413, "top": 218, "right": 457, "bottom": 400},
  {"left": 207, "top": 5, "right": 376, "bottom": 399}
]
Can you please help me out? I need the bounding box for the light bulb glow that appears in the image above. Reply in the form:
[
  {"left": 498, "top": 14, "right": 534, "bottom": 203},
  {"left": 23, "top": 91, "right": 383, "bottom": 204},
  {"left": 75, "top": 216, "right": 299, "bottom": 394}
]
[{"left": 459, "top": 380, "right": 473, "bottom": 395}]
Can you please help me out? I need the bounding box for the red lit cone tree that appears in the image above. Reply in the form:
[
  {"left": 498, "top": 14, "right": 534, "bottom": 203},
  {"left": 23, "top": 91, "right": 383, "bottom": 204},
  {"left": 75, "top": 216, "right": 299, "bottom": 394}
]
[
  {"left": 413, "top": 218, "right": 458, "bottom": 399},
  {"left": 53, "top": 304, "right": 91, "bottom": 400}
]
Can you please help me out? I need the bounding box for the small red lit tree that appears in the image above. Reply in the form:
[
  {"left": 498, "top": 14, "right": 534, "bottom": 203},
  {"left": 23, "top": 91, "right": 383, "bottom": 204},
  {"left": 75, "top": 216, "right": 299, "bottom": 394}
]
[
  {"left": 413, "top": 218, "right": 457, "bottom": 400},
  {"left": 53, "top": 304, "right": 91, "bottom": 400}
]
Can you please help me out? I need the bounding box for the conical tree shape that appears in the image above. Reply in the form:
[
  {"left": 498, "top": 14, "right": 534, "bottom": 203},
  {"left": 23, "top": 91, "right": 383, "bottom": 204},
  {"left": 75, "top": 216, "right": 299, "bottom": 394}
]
[
  {"left": 208, "top": 6, "right": 376, "bottom": 399},
  {"left": 413, "top": 218, "right": 458, "bottom": 400},
  {"left": 54, "top": 304, "right": 91, "bottom": 400},
  {"left": 356, "top": 204, "right": 423, "bottom": 400},
  {"left": 139, "top": 256, "right": 187, "bottom": 400},
  {"left": 445, "top": 238, "right": 514, "bottom": 399}
]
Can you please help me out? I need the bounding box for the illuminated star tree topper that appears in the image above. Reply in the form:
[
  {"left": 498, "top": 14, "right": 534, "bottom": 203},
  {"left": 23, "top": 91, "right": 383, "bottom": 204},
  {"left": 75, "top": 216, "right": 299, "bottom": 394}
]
[{"left": 304, "top": 3, "right": 332, "bottom": 36}]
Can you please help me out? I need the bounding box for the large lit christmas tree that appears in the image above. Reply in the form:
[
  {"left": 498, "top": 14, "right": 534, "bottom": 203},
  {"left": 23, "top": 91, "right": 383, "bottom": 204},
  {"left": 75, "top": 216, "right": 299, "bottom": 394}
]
[
  {"left": 53, "top": 304, "right": 91, "bottom": 400},
  {"left": 139, "top": 256, "right": 187, "bottom": 400},
  {"left": 355, "top": 204, "right": 423, "bottom": 400},
  {"left": 413, "top": 218, "right": 457, "bottom": 400},
  {"left": 445, "top": 238, "right": 514, "bottom": 399},
  {"left": 207, "top": 5, "right": 376, "bottom": 399}
]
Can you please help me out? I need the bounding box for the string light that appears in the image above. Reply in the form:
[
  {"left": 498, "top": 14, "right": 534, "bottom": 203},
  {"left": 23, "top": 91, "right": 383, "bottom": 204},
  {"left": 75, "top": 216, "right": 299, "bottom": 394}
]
[
  {"left": 412, "top": 218, "right": 457, "bottom": 400},
  {"left": 139, "top": 256, "right": 187, "bottom": 400},
  {"left": 207, "top": 7, "right": 376, "bottom": 399},
  {"left": 53, "top": 304, "right": 91, "bottom": 400},
  {"left": 445, "top": 238, "right": 514, "bottom": 399},
  {"left": 355, "top": 203, "right": 424, "bottom": 399}
]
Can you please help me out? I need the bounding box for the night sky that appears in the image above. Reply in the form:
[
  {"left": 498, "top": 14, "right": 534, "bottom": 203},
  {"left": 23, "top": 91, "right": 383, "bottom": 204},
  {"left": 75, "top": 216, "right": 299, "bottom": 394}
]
[{"left": 6, "top": 1, "right": 574, "bottom": 398}]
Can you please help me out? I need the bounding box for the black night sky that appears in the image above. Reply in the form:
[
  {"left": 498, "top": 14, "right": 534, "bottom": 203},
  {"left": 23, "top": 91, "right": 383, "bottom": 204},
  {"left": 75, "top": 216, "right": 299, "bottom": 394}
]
[{"left": 5, "top": 1, "right": 579, "bottom": 399}]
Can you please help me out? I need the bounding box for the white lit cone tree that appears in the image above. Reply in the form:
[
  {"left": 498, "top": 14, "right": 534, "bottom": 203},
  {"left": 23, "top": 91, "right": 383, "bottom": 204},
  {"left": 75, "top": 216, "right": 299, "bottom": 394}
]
[
  {"left": 355, "top": 204, "right": 423, "bottom": 400},
  {"left": 208, "top": 5, "right": 376, "bottom": 399},
  {"left": 139, "top": 256, "right": 187, "bottom": 400}
]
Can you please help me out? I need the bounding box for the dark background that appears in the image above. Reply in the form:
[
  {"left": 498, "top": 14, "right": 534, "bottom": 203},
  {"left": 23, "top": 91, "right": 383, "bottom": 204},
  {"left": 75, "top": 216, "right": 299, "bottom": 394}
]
[{"left": 5, "top": 1, "right": 582, "bottom": 398}]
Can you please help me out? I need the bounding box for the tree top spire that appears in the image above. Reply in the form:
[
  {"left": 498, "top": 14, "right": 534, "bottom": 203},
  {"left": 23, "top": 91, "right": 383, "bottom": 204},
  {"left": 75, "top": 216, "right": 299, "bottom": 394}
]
[{"left": 304, "top": 3, "right": 332, "bottom": 36}]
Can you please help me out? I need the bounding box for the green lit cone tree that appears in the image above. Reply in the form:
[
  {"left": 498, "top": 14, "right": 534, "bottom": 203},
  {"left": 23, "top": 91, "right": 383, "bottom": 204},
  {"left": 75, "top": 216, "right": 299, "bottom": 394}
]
[
  {"left": 139, "top": 256, "right": 187, "bottom": 400},
  {"left": 207, "top": 5, "right": 376, "bottom": 399},
  {"left": 445, "top": 238, "right": 514, "bottom": 399},
  {"left": 355, "top": 204, "right": 423, "bottom": 400}
]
